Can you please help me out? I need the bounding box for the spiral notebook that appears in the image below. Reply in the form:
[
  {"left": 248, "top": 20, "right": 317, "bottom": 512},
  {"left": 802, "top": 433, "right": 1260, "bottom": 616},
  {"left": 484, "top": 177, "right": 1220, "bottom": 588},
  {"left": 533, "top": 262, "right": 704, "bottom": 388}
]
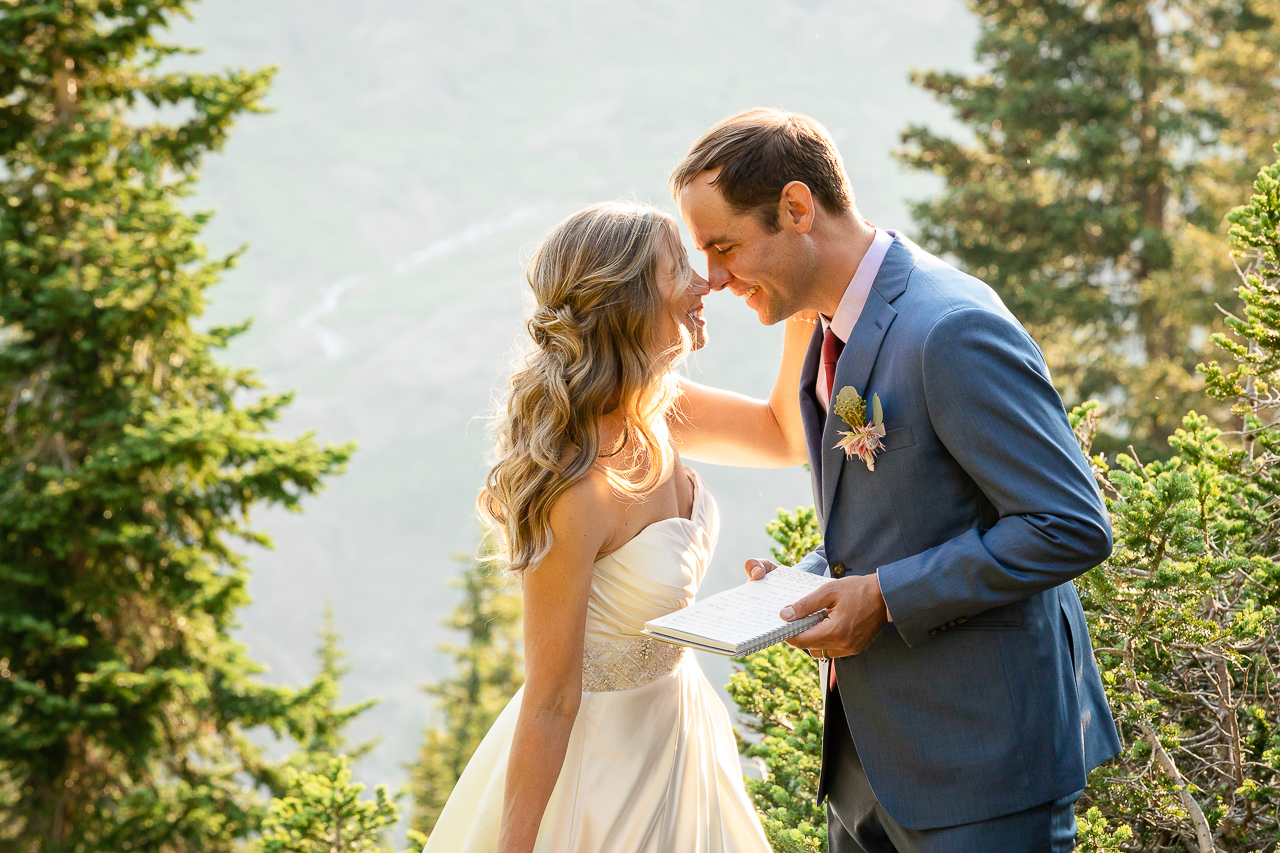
[{"left": 642, "top": 566, "right": 829, "bottom": 656}]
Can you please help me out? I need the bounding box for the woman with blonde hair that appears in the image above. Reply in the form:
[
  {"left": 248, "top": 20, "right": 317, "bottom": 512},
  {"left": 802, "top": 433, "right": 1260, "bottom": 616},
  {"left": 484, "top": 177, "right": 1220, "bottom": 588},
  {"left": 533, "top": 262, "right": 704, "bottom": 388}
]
[{"left": 423, "top": 201, "right": 811, "bottom": 852}]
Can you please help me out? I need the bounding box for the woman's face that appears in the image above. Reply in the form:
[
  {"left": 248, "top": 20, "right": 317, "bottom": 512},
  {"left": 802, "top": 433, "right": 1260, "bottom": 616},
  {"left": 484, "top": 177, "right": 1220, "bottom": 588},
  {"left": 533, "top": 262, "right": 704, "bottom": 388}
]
[{"left": 655, "top": 240, "right": 710, "bottom": 357}]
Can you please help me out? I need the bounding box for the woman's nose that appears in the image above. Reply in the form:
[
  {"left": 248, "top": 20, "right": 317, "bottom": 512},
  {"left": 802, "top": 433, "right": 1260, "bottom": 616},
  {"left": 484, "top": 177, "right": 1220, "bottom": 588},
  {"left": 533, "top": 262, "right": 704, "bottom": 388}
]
[{"left": 690, "top": 270, "right": 711, "bottom": 296}]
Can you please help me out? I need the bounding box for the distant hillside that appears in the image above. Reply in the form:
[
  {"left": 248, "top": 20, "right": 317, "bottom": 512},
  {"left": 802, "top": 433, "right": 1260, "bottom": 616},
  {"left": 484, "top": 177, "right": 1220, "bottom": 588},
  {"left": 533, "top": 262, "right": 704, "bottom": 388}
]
[{"left": 170, "top": 0, "right": 977, "bottom": 800}]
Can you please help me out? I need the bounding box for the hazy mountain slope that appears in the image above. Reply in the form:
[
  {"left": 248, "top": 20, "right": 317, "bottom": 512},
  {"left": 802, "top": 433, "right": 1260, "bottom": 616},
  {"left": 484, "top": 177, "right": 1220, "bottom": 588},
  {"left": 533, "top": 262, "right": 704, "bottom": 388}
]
[{"left": 168, "top": 0, "right": 976, "bottom": 795}]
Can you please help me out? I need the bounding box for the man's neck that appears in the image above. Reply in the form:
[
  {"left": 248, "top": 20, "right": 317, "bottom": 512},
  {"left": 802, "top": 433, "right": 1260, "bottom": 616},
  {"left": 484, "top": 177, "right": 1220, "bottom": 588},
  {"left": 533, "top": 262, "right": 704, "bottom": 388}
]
[{"left": 811, "top": 215, "right": 876, "bottom": 318}]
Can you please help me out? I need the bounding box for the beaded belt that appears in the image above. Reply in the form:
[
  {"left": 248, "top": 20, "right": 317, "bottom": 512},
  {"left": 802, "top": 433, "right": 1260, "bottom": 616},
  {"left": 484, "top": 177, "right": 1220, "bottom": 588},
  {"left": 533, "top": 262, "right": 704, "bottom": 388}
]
[{"left": 581, "top": 636, "right": 687, "bottom": 692}]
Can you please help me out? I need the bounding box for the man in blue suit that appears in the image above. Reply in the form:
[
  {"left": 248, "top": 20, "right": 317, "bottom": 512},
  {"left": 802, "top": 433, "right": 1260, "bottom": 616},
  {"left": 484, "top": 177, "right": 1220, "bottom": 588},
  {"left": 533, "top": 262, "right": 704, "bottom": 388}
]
[{"left": 674, "top": 109, "right": 1120, "bottom": 852}]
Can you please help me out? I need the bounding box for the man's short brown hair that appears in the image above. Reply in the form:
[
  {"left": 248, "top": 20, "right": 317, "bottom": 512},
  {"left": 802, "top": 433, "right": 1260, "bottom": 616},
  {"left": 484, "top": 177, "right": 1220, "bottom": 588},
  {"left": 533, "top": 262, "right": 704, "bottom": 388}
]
[{"left": 671, "top": 108, "right": 854, "bottom": 232}]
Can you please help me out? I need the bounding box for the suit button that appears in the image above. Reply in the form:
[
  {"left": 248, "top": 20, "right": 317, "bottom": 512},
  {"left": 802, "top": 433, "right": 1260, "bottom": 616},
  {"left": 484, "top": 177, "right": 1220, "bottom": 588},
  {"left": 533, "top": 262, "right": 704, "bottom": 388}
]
[
  {"left": 947, "top": 620, "right": 957, "bottom": 627},
  {"left": 929, "top": 628, "right": 939, "bottom": 636},
  {"left": 831, "top": 562, "right": 846, "bottom": 578}
]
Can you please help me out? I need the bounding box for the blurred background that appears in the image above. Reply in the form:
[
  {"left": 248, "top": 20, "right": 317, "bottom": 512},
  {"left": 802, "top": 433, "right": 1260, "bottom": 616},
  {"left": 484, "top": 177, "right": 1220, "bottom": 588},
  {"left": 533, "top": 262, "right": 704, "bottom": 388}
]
[{"left": 170, "top": 0, "right": 978, "bottom": 794}]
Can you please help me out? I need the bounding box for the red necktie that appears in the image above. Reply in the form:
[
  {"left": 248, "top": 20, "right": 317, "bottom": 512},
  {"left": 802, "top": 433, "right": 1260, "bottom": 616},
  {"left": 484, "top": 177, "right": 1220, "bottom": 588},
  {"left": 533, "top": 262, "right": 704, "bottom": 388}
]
[
  {"left": 821, "top": 326, "right": 845, "bottom": 691},
  {"left": 823, "top": 326, "right": 845, "bottom": 401}
]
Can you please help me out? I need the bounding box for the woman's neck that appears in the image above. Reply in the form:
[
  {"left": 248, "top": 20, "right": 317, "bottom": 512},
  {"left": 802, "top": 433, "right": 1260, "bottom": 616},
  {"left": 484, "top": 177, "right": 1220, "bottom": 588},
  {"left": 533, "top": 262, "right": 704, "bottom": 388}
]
[{"left": 596, "top": 410, "right": 630, "bottom": 459}]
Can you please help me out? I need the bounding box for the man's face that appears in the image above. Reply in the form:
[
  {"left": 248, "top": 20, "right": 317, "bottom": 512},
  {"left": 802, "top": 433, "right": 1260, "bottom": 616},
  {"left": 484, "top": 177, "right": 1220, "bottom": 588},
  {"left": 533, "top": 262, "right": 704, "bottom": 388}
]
[{"left": 677, "top": 170, "right": 813, "bottom": 325}]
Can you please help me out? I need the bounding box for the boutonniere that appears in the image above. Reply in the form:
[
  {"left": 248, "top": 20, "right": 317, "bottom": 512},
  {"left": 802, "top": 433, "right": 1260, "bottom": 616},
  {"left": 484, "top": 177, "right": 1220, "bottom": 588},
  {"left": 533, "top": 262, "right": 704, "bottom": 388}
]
[{"left": 832, "top": 386, "right": 886, "bottom": 471}]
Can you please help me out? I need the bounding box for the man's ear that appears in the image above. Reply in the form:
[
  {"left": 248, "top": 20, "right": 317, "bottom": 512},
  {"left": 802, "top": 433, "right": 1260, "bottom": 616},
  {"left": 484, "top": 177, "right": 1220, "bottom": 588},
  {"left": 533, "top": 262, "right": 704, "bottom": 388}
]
[{"left": 778, "top": 181, "right": 816, "bottom": 235}]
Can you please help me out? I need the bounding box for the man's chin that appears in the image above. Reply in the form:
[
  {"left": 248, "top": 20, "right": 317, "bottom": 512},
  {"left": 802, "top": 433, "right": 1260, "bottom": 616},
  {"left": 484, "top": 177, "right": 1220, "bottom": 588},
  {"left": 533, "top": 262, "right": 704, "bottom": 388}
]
[
  {"left": 751, "top": 296, "right": 790, "bottom": 326},
  {"left": 754, "top": 306, "right": 785, "bottom": 326}
]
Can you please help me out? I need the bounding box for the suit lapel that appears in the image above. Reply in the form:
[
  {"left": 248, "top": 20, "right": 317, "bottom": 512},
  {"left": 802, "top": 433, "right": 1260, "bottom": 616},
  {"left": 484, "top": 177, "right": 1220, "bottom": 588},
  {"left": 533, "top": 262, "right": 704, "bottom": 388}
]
[
  {"left": 818, "top": 238, "right": 915, "bottom": 528},
  {"left": 797, "top": 324, "right": 825, "bottom": 515}
]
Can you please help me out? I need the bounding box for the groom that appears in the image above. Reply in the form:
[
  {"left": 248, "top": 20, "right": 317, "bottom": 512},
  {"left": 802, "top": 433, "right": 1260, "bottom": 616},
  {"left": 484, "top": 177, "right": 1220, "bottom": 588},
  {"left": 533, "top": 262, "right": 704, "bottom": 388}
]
[{"left": 673, "top": 109, "right": 1121, "bottom": 852}]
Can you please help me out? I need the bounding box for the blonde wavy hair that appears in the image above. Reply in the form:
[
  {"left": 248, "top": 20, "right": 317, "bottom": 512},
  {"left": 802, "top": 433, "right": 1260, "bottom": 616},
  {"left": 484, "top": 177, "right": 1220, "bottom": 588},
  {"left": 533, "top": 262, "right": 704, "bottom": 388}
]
[{"left": 479, "top": 201, "right": 693, "bottom": 575}]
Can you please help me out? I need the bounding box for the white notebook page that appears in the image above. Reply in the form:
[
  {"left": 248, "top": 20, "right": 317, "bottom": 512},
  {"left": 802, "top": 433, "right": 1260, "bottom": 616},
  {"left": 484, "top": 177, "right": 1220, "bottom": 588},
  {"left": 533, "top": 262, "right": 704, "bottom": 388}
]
[{"left": 645, "top": 566, "right": 828, "bottom": 648}]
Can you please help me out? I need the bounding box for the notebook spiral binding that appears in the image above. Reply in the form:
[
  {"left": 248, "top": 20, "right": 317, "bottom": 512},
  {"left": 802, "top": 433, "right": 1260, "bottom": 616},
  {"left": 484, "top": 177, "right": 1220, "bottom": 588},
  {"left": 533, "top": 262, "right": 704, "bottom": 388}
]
[{"left": 738, "top": 611, "right": 826, "bottom": 656}]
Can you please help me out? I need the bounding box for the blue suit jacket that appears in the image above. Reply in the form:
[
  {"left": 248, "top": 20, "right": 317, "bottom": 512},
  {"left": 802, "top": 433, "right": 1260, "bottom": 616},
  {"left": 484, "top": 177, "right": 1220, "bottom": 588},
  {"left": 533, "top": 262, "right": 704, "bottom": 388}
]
[{"left": 794, "top": 236, "right": 1120, "bottom": 829}]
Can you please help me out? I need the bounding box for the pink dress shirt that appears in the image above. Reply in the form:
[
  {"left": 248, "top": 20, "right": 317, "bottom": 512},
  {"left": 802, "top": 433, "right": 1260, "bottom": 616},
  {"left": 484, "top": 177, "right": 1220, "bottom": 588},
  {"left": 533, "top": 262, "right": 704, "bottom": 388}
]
[{"left": 817, "top": 228, "right": 896, "bottom": 411}]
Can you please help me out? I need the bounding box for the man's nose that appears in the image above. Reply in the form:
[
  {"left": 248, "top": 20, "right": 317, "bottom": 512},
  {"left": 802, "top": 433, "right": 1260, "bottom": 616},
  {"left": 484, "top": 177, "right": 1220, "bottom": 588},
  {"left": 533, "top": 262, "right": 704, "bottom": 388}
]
[{"left": 705, "top": 258, "right": 731, "bottom": 291}]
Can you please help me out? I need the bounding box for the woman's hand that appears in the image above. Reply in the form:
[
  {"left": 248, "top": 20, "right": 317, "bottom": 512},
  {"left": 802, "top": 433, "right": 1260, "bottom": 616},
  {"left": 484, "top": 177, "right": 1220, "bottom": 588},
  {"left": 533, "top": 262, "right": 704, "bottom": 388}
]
[{"left": 744, "top": 557, "right": 779, "bottom": 581}]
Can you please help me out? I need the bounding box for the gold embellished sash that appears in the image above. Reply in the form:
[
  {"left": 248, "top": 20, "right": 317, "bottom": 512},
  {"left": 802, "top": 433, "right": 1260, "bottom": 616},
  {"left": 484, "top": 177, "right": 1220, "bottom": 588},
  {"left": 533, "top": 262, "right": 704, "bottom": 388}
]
[{"left": 581, "top": 636, "right": 687, "bottom": 692}]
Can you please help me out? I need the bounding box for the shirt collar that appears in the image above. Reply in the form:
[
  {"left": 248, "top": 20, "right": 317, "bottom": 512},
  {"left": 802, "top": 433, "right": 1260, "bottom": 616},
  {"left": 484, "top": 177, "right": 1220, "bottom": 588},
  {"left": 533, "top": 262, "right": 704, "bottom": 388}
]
[{"left": 820, "top": 228, "right": 895, "bottom": 344}]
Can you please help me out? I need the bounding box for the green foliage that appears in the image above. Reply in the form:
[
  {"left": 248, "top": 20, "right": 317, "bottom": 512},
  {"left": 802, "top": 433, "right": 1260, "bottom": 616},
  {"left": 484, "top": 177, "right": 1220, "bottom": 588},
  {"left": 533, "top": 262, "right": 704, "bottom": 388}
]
[
  {"left": 254, "top": 612, "right": 402, "bottom": 853},
  {"left": 900, "top": 0, "right": 1280, "bottom": 457},
  {"left": 0, "top": 1, "right": 353, "bottom": 849},
  {"left": 765, "top": 506, "right": 822, "bottom": 567},
  {"left": 728, "top": 508, "right": 827, "bottom": 853},
  {"left": 1075, "top": 411, "right": 1280, "bottom": 851},
  {"left": 1203, "top": 141, "right": 1280, "bottom": 421},
  {"left": 729, "top": 645, "right": 826, "bottom": 853},
  {"left": 286, "top": 607, "right": 381, "bottom": 773},
  {"left": 1073, "top": 145, "right": 1280, "bottom": 852},
  {"left": 406, "top": 544, "right": 523, "bottom": 841},
  {"left": 1076, "top": 805, "right": 1135, "bottom": 853},
  {"left": 258, "top": 757, "right": 399, "bottom": 853}
]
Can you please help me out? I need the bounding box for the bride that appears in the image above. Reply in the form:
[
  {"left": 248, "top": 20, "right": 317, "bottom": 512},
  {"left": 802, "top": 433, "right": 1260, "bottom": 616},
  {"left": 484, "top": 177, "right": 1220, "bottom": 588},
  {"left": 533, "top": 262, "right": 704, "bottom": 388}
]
[{"left": 423, "top": 201, "right": 812, "bottom": 852}]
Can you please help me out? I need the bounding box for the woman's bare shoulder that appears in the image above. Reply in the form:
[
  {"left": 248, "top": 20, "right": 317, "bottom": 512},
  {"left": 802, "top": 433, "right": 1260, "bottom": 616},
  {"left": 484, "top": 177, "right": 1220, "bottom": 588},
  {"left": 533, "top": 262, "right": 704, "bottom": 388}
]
[{"left": 546, "top": 468, "right": 623, "bottom": 548}]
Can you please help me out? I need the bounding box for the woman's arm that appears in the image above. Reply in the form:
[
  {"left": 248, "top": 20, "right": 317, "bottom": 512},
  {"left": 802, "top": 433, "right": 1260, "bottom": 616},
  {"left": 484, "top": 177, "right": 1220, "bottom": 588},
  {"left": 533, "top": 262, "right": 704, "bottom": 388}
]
[
  {"left": 497, "top": 477, "right": 613, "bottom": 853},
  {"left": 670, "top": 313, "right": 815, "bottom": 468}
]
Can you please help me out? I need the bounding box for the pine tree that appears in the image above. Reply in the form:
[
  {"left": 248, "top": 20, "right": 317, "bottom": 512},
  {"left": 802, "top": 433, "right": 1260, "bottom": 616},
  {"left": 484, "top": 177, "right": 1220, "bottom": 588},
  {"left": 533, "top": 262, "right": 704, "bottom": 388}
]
[
  {"left": 899, "top": 0, "right": 1280, "bottom": 458},
  {"left": 725, "top": 508, "right": 827, "bottom": 853},
  {"left": 258, "top": 612, "right": 398, "bottom": 853},
  {"left": 258, "top": 757, "right": 400, "bottom": 853},
  {"left": 285, "top": 606, "right": 381, "bottom": 773},
  {"left": 0, "top": 2, "right": 353, "bottom": 848},
  {"left": 407, "top": 544, "right": 523, "bottom": 840},
  {"left": 1072, "top": 145, "right": 1280, "bottom": 852}
]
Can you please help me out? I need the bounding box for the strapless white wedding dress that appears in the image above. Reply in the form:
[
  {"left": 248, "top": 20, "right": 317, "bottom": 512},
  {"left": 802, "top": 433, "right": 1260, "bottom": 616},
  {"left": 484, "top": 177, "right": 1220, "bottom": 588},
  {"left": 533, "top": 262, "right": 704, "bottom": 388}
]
[{"left": 422, "top": 470, "right": 771, "bottom": 852}]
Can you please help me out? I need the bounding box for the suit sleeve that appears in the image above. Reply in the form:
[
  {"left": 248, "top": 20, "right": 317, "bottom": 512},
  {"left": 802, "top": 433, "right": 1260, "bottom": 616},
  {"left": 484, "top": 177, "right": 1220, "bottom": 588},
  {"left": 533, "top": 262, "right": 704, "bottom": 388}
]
[
  {"left": 794, "top": 547, "right": 828, "bottom": 577},
  {"left": 876, "top": 307, "right": 1112, "bottom": 648}
]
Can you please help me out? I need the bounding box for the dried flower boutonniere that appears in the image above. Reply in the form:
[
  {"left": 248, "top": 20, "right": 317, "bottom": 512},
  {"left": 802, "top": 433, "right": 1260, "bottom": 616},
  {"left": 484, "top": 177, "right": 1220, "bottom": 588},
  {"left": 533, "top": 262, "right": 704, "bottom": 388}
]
[{"left": 833, "top": 386, "right": 886, "bottom": 471}]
